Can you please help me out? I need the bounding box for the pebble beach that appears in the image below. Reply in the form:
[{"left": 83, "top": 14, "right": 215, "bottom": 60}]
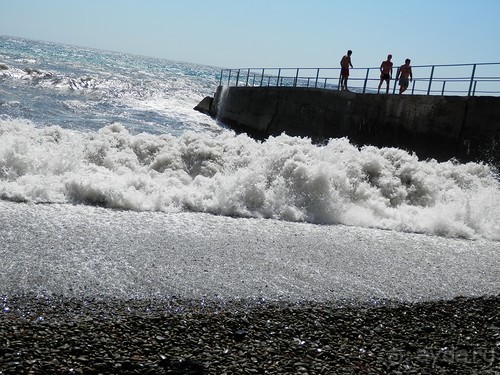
[{"left": 1, "top": 294, "right": 499, "bottom": 374}]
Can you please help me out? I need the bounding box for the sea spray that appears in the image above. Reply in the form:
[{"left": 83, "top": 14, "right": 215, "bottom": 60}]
[{"left": 1, "top": 118, "right": 499, "bottom": 240}]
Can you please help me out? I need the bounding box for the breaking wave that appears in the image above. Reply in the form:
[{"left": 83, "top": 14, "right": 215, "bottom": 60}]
[{"left": 1, "top": 118, "right": 499, "bottom": 241}]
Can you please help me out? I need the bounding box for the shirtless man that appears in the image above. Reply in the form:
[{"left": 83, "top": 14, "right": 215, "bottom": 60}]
[
  {"left": 340, "top": 50, "right": 353, "bottom": 91},
  {"left": 396, "top": 58, "right": 413, "bottom": 94},
  {"left": 377, "top": 54, "right": 393, "bottom": 94}
]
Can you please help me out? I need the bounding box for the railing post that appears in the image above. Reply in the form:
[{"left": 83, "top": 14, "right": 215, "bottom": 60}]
[
  {"left": 294, "top": 68, "right": 299, "bottom": 87},
  {"left": 277, "top": 68, "right": 281, "bottom": 87},
  {"left": 392, "top": 67, "right": 399, "bottom": 94},
  {"left": 252, "top": 73, "right": 256, "bottom": 86},
  {"left": 468, "top": 64, "right": 477, "bottom": 96},
  {"left": 260, "top": 69, "right": 264, "bottom": 87},
  {"left": 219, "top": 69, "right": 223, "bottom": 85},
  {"left": 235, "top": 69, "right": 240, "bottom": 87},
  {"left": 245, "top": 69, "right": 250, "bottom": 86},
  {"left": 315, "top": 68, "right": 320, "bottom": 88},
  {"left": 441, "top": 81, "right": 446, "bottom": 95},
  {"left": 411, "top": 79, "right": 416, "bottom": 94},
  {"left": 473, "top": 81, "right": 477, "bottom": 96},
  {"left": 228, "top": 70, "right": 232, "bottom": 85},
  {"left": 363, "top": 68, "right": 370, "bottom": 93},
  {"left": 427, "top": 66, "right": 435, "bottom": 95}
]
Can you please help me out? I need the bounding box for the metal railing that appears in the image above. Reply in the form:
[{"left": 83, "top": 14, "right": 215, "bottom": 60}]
[{"left": 219, "top": 63, "right": 500, "bottom": 96}]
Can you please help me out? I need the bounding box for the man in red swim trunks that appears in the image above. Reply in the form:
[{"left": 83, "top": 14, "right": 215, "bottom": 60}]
[
  {"left": 377, "top": 54, "right": 393, "bottom": 94},
  {"left": 340, "top": 50, "right": 353, "bottom": 91}
]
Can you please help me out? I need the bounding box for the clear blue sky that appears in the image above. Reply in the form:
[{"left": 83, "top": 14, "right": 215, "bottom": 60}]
[{"left": 1, "top": 0, "right": 499, "bottom": 69}]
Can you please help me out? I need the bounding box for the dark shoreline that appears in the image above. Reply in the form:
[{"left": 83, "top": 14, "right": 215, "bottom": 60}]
[{"left": 1, "top": 294, "right": 499, "bottom": 374}]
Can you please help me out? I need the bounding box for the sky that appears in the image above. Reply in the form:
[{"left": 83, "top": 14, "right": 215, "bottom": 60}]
[{"left": 1, "top": 0, "right": 500, "bottom": 69}]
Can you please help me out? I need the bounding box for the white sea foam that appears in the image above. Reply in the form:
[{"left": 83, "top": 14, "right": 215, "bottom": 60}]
[{"left": 1, "top": 118, "right": 499, "bottom": 240}]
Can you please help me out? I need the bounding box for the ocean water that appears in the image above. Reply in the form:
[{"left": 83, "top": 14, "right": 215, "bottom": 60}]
[{"left": 1, "top": 36, "right": 499, "bottom": 302}]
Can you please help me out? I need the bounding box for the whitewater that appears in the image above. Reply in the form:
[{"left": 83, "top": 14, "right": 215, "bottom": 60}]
[{"left": 1, "top": 36, "right": 499, "bottom": 303}]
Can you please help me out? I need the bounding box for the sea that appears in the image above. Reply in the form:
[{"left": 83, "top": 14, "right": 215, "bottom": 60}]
[{"left": 1, "top": 35, "right": 499, "bottom": 304}]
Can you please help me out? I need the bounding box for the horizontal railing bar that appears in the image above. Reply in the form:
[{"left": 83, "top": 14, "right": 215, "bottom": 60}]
[{"left": 224, "top": 62, "right": 500, "bottom": 71}]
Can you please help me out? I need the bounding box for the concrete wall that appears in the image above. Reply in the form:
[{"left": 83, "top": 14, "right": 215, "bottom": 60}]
[{"left": 198, "top": 86, "right": 500, "bottom": 165}]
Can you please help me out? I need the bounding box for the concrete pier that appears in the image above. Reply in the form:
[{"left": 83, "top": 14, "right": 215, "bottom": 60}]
[{"left": 195, "top": 86, "right": 500, "bottom": 165}]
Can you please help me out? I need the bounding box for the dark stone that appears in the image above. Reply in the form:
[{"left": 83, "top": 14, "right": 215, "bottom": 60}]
[
  {"left": 160, "top": 357, "right": 206, "bottom": 374},
  {"left": 193, "top": 96, "right": 213, "bottom": 116},
  {"left": 233, "top": 328, "right": 247, "bottom": 342}
]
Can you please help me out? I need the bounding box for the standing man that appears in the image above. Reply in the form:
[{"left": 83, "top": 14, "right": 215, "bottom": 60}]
[
  {"left": 396, "top": 58, "right": 413, "bottom": 94},
  {"left": 340, "top": 50, "right": 353, "bottom": 91},
  {"left": 377, "top": 54, "right": 393, "bottom": 94}
]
